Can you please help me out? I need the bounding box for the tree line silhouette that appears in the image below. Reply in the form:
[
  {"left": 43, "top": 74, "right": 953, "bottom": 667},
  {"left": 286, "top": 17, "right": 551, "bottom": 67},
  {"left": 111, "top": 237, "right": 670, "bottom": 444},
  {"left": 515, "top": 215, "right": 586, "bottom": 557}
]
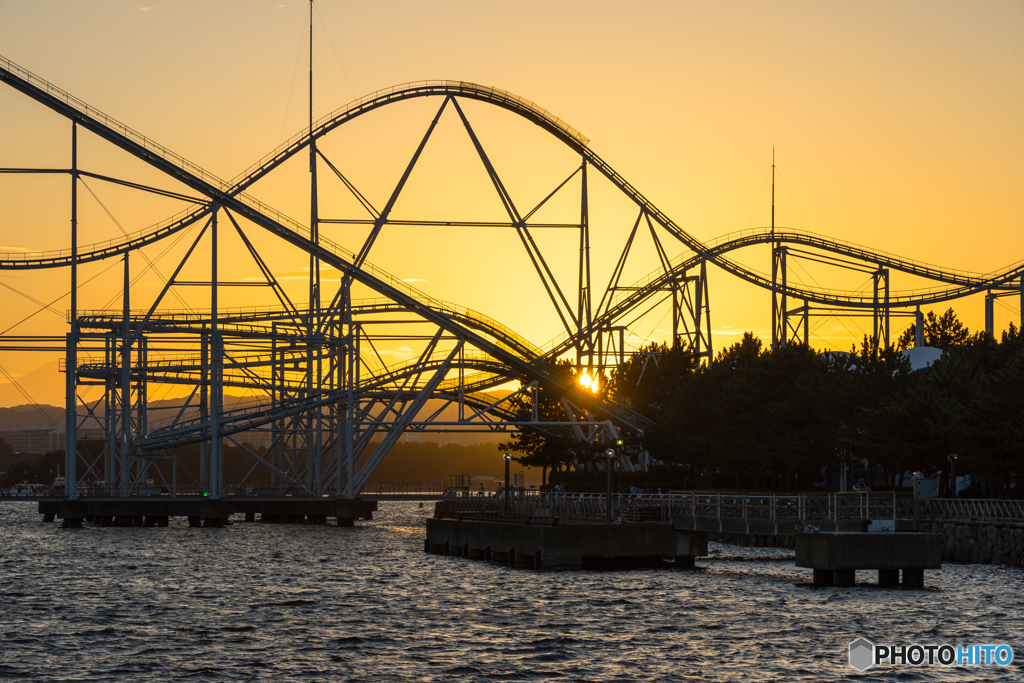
[{"left": 502, "top": 308, "right": 1022, "bottom": 498}]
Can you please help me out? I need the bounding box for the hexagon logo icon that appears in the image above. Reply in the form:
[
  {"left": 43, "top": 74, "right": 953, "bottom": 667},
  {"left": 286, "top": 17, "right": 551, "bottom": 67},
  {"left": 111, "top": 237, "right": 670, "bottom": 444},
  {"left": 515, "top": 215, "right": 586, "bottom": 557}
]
[{"left": 849, "top": 638, "right": 874, "bottom": 671}]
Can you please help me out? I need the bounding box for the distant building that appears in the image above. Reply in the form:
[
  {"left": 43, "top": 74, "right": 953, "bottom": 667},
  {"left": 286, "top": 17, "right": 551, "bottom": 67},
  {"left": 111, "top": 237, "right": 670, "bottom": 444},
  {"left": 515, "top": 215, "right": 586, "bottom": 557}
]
[
  {"left": 0, "top": 427, "right": 63, "bottom": 455},
  {"left": 0, "top": 439, "right": 15, "bottom": 471},
  {"left": 901, "top": 346, "right": 943, "bottom": 373}
]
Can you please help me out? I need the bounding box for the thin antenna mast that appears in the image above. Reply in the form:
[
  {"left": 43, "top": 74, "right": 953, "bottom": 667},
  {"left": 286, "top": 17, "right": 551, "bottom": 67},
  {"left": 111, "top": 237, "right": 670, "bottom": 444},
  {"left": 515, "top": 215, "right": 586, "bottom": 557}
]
[
  {"left": 309, "top": 0, "right": 314, "bottom": 172},
  {"left": 771, "top": 147, "right": 775, "bottom": 238}
]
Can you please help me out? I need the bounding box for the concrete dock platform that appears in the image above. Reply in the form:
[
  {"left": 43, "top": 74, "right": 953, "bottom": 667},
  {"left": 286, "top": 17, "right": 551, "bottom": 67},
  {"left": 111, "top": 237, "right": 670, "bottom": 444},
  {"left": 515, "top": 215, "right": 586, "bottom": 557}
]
[
  {"left": 38, "top": 497, "right": 376, "bottom": 527},
  {"left": 426, "top": 518, "right": 708, "bottom": 570},
  {"left": 795, "top": 532, "right": 941, "bottom": 588}
]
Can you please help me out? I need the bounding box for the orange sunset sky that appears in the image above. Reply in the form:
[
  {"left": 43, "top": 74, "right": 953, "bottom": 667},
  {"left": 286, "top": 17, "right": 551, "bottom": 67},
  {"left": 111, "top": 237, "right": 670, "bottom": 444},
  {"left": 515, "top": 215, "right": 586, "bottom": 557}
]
[{"left": 0, "top": 0, "right": 1022, "bottom": 407}]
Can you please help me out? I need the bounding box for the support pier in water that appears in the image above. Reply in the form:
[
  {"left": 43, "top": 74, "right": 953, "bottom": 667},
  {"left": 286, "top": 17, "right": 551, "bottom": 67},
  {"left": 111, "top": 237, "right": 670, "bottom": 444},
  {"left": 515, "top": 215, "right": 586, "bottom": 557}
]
[
  {"left": 795, "top": 532, "right": 942, "bottom": 588},
  {"left": 38, "top": 497, "right": 376, "bottom": 528},
  {"left": 425, "top": 518, "right": 708, "bottom": 570}
]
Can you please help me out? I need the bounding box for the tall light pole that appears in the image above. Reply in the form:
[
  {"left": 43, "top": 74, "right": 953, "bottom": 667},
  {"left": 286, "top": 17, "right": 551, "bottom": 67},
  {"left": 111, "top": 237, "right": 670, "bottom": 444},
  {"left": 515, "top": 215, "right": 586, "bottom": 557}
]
[
  {"left": 606, "top": 448, "right": 615, "bottom": 524},
  {"left": 948, "top": 454, "right": 958, "bottom": 498},
  {"left": 503, "top": 451, "right": 511, "bottom": 518}
]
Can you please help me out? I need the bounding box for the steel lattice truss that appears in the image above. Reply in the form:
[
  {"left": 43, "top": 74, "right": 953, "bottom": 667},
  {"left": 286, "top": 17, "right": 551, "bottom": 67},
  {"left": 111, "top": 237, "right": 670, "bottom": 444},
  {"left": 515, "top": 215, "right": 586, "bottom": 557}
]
[{"left": 1, "top": 55, "right": 1020, "bottom": 500}]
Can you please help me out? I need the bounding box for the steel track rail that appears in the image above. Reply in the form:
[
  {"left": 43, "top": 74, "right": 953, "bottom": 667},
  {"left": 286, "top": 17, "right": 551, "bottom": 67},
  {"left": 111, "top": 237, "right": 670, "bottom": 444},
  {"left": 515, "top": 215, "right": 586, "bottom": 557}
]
[{"left": 1, "top": 56, "right": 1017, "bottom": 309}]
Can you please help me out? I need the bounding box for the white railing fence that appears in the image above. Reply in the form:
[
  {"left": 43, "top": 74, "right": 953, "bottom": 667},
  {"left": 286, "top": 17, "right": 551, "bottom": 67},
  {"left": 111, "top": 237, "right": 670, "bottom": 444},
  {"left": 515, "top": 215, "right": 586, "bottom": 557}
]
[{"left": 436, "top": 491, "right": 1024, "bottom": 526}]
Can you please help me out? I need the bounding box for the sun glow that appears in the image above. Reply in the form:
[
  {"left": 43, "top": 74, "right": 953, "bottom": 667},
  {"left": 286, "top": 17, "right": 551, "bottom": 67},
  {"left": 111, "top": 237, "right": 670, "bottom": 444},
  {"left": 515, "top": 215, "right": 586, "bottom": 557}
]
[{"left": 577, "top": 372, "right": 599, "bottom": 394}]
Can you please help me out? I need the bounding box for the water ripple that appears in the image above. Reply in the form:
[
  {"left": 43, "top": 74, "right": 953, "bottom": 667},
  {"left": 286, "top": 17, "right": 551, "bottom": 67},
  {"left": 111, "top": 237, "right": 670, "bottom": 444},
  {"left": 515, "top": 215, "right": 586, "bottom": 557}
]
[{"left": 1, "top": 502, "right": 1021, "bottom": 681}]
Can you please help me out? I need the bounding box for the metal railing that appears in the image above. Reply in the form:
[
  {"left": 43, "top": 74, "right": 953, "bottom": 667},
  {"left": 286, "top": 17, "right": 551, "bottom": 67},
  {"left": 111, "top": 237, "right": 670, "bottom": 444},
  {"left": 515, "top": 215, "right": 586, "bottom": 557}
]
[
  {"left": 438, "top": 491, "right": 1024, "bottom": 528},
  {"left": 914, "top": 497, "right": 1024, "bottom": 523},
  {"left": 436, "top": 491, "right": 900, "bottom": 526},
  {"left": 363, "top": 482, "right": 447, "bottom": 496}
]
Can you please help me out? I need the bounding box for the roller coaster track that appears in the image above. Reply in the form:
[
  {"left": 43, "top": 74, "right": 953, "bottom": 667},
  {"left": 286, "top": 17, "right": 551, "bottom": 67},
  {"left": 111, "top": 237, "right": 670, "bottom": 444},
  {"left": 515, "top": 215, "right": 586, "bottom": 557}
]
[
  {"left": 3, "top": 55, "right": 1020, "bottom": 314},
  {"left": 2, "top": 57, "right": 624, "bottom": 416},
  {"left": 133, "top": 355, "right": 535, "bottom": 450},
  {"left": 1, "top": 54, "right": 1016, "bottom": 453}
]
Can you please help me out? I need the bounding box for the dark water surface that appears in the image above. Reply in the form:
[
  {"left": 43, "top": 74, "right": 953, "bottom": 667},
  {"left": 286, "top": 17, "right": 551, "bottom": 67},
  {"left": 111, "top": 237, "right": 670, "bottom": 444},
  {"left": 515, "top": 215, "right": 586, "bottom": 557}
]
[{"left": 1, "top": 501, "right": 1021, "bottom": 681}]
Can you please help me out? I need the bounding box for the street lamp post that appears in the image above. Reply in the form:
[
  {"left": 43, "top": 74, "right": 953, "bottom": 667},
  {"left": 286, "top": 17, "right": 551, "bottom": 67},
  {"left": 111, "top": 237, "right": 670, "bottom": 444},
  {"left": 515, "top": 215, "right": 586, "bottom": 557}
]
[
  {"left": 605, "top": 448, "right": 615, "bottom": 524},
  {"left": 503, "top": 451, "right": 511, "bottom": 518},
  {"left": 948, "top": 454, "right": 958, "bottom": 498}
]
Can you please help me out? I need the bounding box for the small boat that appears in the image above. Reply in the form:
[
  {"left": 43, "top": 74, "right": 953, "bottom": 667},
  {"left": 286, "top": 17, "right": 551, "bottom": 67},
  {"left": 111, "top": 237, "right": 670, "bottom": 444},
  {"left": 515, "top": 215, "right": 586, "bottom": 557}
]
[
  {"left": 52, "top": 466, "right": 66, "bottom": 493},
  {"left": 13, "top": 482, "right": 45, "bottom": 497}
]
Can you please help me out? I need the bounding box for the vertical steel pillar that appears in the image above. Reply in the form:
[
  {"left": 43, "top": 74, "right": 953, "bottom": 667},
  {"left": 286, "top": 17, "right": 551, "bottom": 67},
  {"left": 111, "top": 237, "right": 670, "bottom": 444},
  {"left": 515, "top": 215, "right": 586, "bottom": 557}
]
[
  {"left": 985, "top": 290, "right": 994, "bottom": 338},
  {"left": 209, "top": 206, "right": 222, "bottom": 499},
  {"left": 883, "top": 269, "right": 890, "bottom": 349},
  {"left": 199, "top": 326, "right": 208, "bottom": 495},
  {"left": 138, "top": 338, "right": 147, "bottom": 444},
  {"left": 770, "top": 154, "right": 781, "bottom": 351},
  {"left": 803, "top": 300, "right": 810, "bottom": 346},
  {"left": 872, "top": 269, "right": 889, "bottom": 353},
  {"left": 693, "top": 265, "right": 704, "bottom": 358},
  {"left": 271, "top": 322, "right": 278, "bottom": 491},
  {"left": 120, "top": 254, "right": 131, "bottom": 497},
  {"left": 458, "top": 339, "right": 465, "bottom": 421},
  {"left": 104, "top": 337, "right": 114, "bottom": 491},
  {"left": 671, "top": 280, "right": 679, "bottom": 346},
  {"left": 772, "top": 247, "right": 787, "bottom": 350},
  {"left": 65, "top": 122, "right": 79, "bottom": 500},
  {"left": 605, "top": 449, "right": 612, "bottom": 524},
  {"left": 696, "top": 259, "right": 711, "bottom": 361},
  {"left": 334, "top": 319, "right": 342, "bottom": 497},
  {"left": 915, "top": 305, "right": 924, "bottom": 348},
  {"left": 577, "top": 157, "right": 592, "bottom": 365},
  {"left": 771, "top": 248, "right": 777, "bottom": 350},
  {"left": 343, "top": 310, "right": 357, "bottom": 498},
  {"left": 307, "top": 2, "right": 321, "bottom": 496}
]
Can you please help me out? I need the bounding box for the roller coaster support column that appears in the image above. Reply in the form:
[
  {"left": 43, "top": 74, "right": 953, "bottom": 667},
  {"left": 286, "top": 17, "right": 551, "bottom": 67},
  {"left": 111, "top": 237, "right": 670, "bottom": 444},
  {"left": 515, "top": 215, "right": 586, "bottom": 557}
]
[
  {"left": 669, "top": 261, "right": 711, "bottom": 364},
  {"left": 65, "top": 121, "right": 79, "bottom": 500},
  {"left": 915, "top": 306, "right": 923, "bottom": 347},
  {"left": 105, "top": 336, "right": 114, "bottom": 488},
  {"left": 696, "top": 259, "right": 711, "bottom": 362},
  {"left": 578, "top": 157, "right": 593, "bottom": 364},
  {"left": 772, "top": 246, "right": 787, "bottom": 350},
  {"left": 200, "top": 327, "right": 209, "bottom": 495},
  {"left": 1020, "top": 279, "right": 1024, "bottom": 332},
  {"left": 985, "top": 290, "right": 994, "bottom": 338},
  {"left": 209, "top": 205, "right": 223, "bottom": 499},
  {"left": 270, "top": 323, "right": 278, "bottom": 491},
  {"left": 873, "top": 268, "right": 890, "bottom": 353},
  {"left": 308, "top": 131, "right": 322, "bottom": 495},
  {"left": 344, "top": 320, "right": 358, "bottom": 497},
  {"left": 138, "top": 336, "right": 147, "bottom": 455},
  {"left": 802, "top": 300, "right": 809, "bottom": 346},
  {"left": 120, "top": 253, "right": 131, "bottom": 497}
]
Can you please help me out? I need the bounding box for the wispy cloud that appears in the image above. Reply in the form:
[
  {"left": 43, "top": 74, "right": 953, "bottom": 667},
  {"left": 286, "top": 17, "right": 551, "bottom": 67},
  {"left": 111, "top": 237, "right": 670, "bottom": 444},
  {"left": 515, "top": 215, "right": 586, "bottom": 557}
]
[
  {"left": 139, "top": 6, "right": 155, "bottom": 12},
  {"left": 0, "top": 245, "right": 34, "bottom": 253},
  {"left": 243, "top": 266, "right": 343, "bottom": 283},
  {"left": 244, "top": 275, "right": 343, "bottom": 282},
  {"left": 401, "top": 278, "right": 426, "bottom": 283},
  {"left": 712, "top": 327, "right": 769, "bottom": 337},
  {"left": 377, "top": 346, "right": 416, "bottom": 358}
]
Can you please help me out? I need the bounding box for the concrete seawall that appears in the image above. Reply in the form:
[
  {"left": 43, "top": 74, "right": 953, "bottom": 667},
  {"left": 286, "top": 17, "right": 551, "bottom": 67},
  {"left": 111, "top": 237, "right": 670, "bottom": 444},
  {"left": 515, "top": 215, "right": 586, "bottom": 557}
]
[
  {"left": 918, "top": 521, "right": 1024, "bottom": 566},
  {"left": 426, "top": 518, "right": 707, "bottom": 570},
  {"left": 707, "top": 523, "right": 1024, "bottom": 567}
]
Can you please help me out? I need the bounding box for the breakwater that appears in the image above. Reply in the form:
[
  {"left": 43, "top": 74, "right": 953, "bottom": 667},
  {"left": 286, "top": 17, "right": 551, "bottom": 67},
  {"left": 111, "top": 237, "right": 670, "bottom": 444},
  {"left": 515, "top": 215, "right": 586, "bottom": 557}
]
[
  {"left": 919, "top": 521, "right": 1024, "bottom": 566},
  {"left": 708, "top": 523, "right": 1024, "bottom": 567}
]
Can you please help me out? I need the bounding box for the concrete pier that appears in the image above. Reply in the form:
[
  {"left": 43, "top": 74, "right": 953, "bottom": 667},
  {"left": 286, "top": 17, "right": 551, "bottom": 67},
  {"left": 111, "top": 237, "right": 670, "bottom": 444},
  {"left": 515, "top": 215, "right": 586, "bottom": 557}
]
[
  {"left": 38, "top": 497, "right": 376, "bottom": 527},
  {"left": 426, "top": 518, "right": 707, "bottom": 570},
  {"left": 796, "top": 532, "right": 941, "bottom": 588}
]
